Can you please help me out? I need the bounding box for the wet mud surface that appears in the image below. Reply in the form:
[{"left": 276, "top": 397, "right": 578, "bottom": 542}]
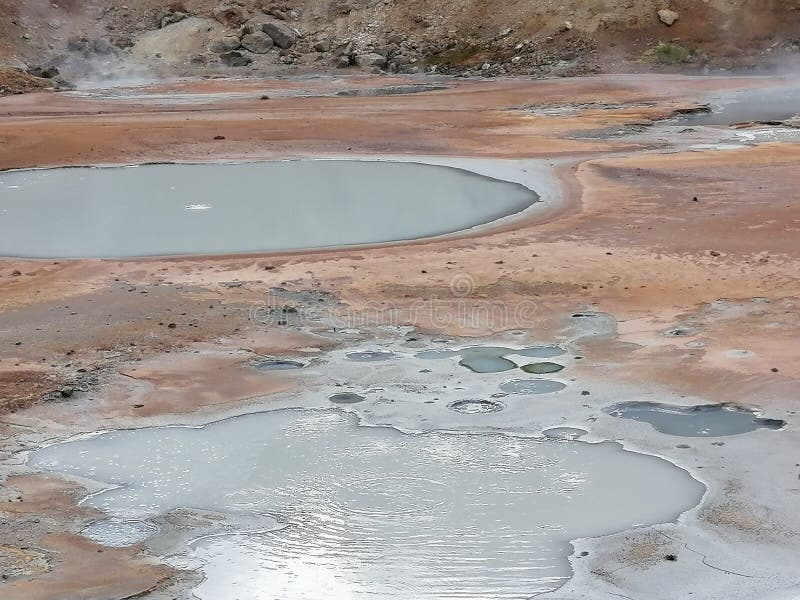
[{"left": 0, "top": 73, "right": 799, "bottom": 600}]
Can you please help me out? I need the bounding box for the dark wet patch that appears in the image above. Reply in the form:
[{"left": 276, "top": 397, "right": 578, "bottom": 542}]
[
  {"left": 521, "top": 362, "right": 564, "bottom": 374},
  {"left": 604, "top": 401, "right": 786, "bottom": 437},
  {"left": 447, "top": 399, "right": 505, "bottom": 414},
  {"left": 336, "top": 84, "right": 450, "bottom": 97},
  {"left": 329, "top": 392, "right": 367, "bottom": 404}
]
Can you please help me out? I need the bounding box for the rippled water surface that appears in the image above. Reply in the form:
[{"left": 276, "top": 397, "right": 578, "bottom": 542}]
[
  {"left": 30, "top": 409, "right": 703, "bottom": 599},
  {"left": 0, "top": 161, "right": 539, "bottom": 258}
]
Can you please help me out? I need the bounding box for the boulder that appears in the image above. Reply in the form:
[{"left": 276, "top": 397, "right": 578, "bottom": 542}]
[
  {"left": 212, "top": 3, "right": 246, "bottom": 27},
  {"left": 241, "top": 31, "right": 273, "bottom": 53},
  {"left": 90, "top": 38, "right": 113, "bottom": 54},
  {"left": 27, "top": 65, "right": 60, "bottom": 79},
  {"left": 210, "top": 35, "right": 241, "bottom": 53},
  {"left": 161, "top": 12, "right": 188, "bottom": 28},
  {"left": 354, "top": 52, "right": 387, "bottom": 68},
  {"left": 335, "top": 55, "right": 351, "bottom": 68},
  {"left": 219, "top": 50, "right": 252, "bottom": 67},
  {"left": 262, "top": 20, "right": 298, "bottom": 49},
  {"left": 658, "top": 9, "right": 679, "bottom": 26},
  {"left": 314, "top": 38, "right": 331, "bottom": 52}
]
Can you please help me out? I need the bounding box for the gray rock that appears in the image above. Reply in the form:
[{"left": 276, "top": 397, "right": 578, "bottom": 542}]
[
  {"left": 336, "top": 55, "right": 351, "bottom": 68},
  {"left": 212, "top": 3, "right": 245, "bottom": 27},
  {"left": 210, "top": 36, "right": 241, "bottom": 53},
  {"left": 354, "top": 52, "right": 387, "bottom": 68},
  {"left": 262, "top": 20, "right": 298, "bottom": 49},
  {"left": 658, "top": 9, "right": 679, "bottom": 25},
  {"left": 28, "top": 65, "right": 60, "bottom": 79},
  {"left": 90, "top": 38, "right": 113, "bottom": 54},
  {"left": 374, "top": 43, "right": 399, "bottom": 58},
  {"left": 314, "top": 39, "right": 331, "bottom": 52},
  {"left": 160, "top": 12, "right": 188, "bottom": 28},
  {"left": 241, "top": 31, "right": 273, "bottom": 53},
  {"left": 219, "top": 50, "right": 252, "bottom": 67}
]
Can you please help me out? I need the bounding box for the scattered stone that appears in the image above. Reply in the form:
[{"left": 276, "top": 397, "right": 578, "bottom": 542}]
[
  {"left": 355, "top": 53, "right": 387, "bottom": 68},
  {"left": 210, "top": 36, "right": 241, "bottom": 53},
  {"left": 658, "top": 9, "right": 680, "bottom": 26},
  {"left": 27, "top": 65, "right": 60, "bottom": 79},
  {"left": 709, "top": 250, "right": 721, "bottom": 257},
  {"left": 664, "top": 554, "right": 678, "bottom": 561},
  {"left": 219, "top": 50, "right": 252, "bottom": 67},
  {"left": 89, "top": 38, "right": 113, "bottom": 54},
  {"left": 160, "top": 11, "right": 188, "bottom": 28},
  {"left": 262, "top": 20, "right": 298, "bottom": 49},
  {"left": 214, "top": 135, "right": 226, "bottom": 140},
  {"left": 167, "top": 322, "right": 177, "bottom": 329},
  {"left": 212, "top": 3, "right": 245, "bottom": 26},
  {"left": 314, "top": 39, "right": 331, "bottom": 53},
  {"left": 336, "top": 55, "right": 351, "bottom": 68},
  {"left": 241, "top": 31, "right": 274, "bottom": 54}
]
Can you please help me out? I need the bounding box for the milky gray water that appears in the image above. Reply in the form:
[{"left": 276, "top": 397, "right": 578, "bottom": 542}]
[
  {"left": 604, "top": 401, "right": 786, "bottom": 437},
  {"left": 0, "top": 161, "right": 539, "bottom": 258},
  {"left": 30, "top": 409, "right": 704, "bottom": 599}
]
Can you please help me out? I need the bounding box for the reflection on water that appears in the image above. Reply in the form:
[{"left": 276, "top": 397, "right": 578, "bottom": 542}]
[{"left": 30, "top": 409, "right": 704, "bottom": 599}]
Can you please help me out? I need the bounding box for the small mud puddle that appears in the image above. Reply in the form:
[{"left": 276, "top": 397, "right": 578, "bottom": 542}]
[
  {"left": 416, "top": 345, "right": 565, "bottom": 373},
  {"left": 30, "top": 409, "right": 704, "bottom": 599},
  {"left": 500, "top": 379, "right": 567, "bottom": 395},
  {"left": 0, "top": 161, "right": 539, "bottom": 258},
  {"left": 346, "top": 351, "right": 397, "bottom": 362},
  {"left": 604, "top": 402, "right": 786, "bottom": 436}
]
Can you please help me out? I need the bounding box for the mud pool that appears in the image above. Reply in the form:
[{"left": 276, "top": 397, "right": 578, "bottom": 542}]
[
  {"left": 604, "top": 402, "right": 786, "bottom": 436},
  {"left": 676, "top": 85, "right": 800, "bottom": 126},
  {"left": 415, "top": 345, "right": 565, "bottom": 373},
  {"left": 0, "top": 160, "right": 539, "bottom": 258},
  {"left": 29, "top": 409, "right": 704, "bottom": 599}
]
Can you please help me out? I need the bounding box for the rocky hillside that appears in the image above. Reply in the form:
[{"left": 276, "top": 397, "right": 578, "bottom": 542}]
[{"left": 1, "top": 0, "right": 799, "bottom": 91}]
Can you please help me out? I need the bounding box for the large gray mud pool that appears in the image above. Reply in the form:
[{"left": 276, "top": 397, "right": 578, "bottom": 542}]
[
  {"left": 605, "top": 402, "right": 786, "bottom": 437},
  {"left": 676, "top": 85, "right": 800, "bottom": 126},
  {"left": 30, "top": 409, "right": 704, "bottom": 599},
  {"left": 0, "top": 161, "right": 539, "bottom": 258}
]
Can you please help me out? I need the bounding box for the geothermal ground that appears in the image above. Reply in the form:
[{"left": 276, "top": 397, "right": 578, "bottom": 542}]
[{"left": 0, "top": 73, "right": 799, "bottom": 599}]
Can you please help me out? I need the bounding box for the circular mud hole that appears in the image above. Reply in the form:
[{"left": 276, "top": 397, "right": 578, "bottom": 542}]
[
  {"left": 346, "top": 351, "right": 396, "bottom": 362},
  {"left": 329, "top": 392, "right": 367, "bottom": 404},
  {"left": 500, "top": 379, "right": 567, "bottom": 395},
  {"left": 252, "top": 359, "right": 305, "bottom": 371},
  {"left": 447, "top": 399, "right": 505, "bottom": 414}
]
